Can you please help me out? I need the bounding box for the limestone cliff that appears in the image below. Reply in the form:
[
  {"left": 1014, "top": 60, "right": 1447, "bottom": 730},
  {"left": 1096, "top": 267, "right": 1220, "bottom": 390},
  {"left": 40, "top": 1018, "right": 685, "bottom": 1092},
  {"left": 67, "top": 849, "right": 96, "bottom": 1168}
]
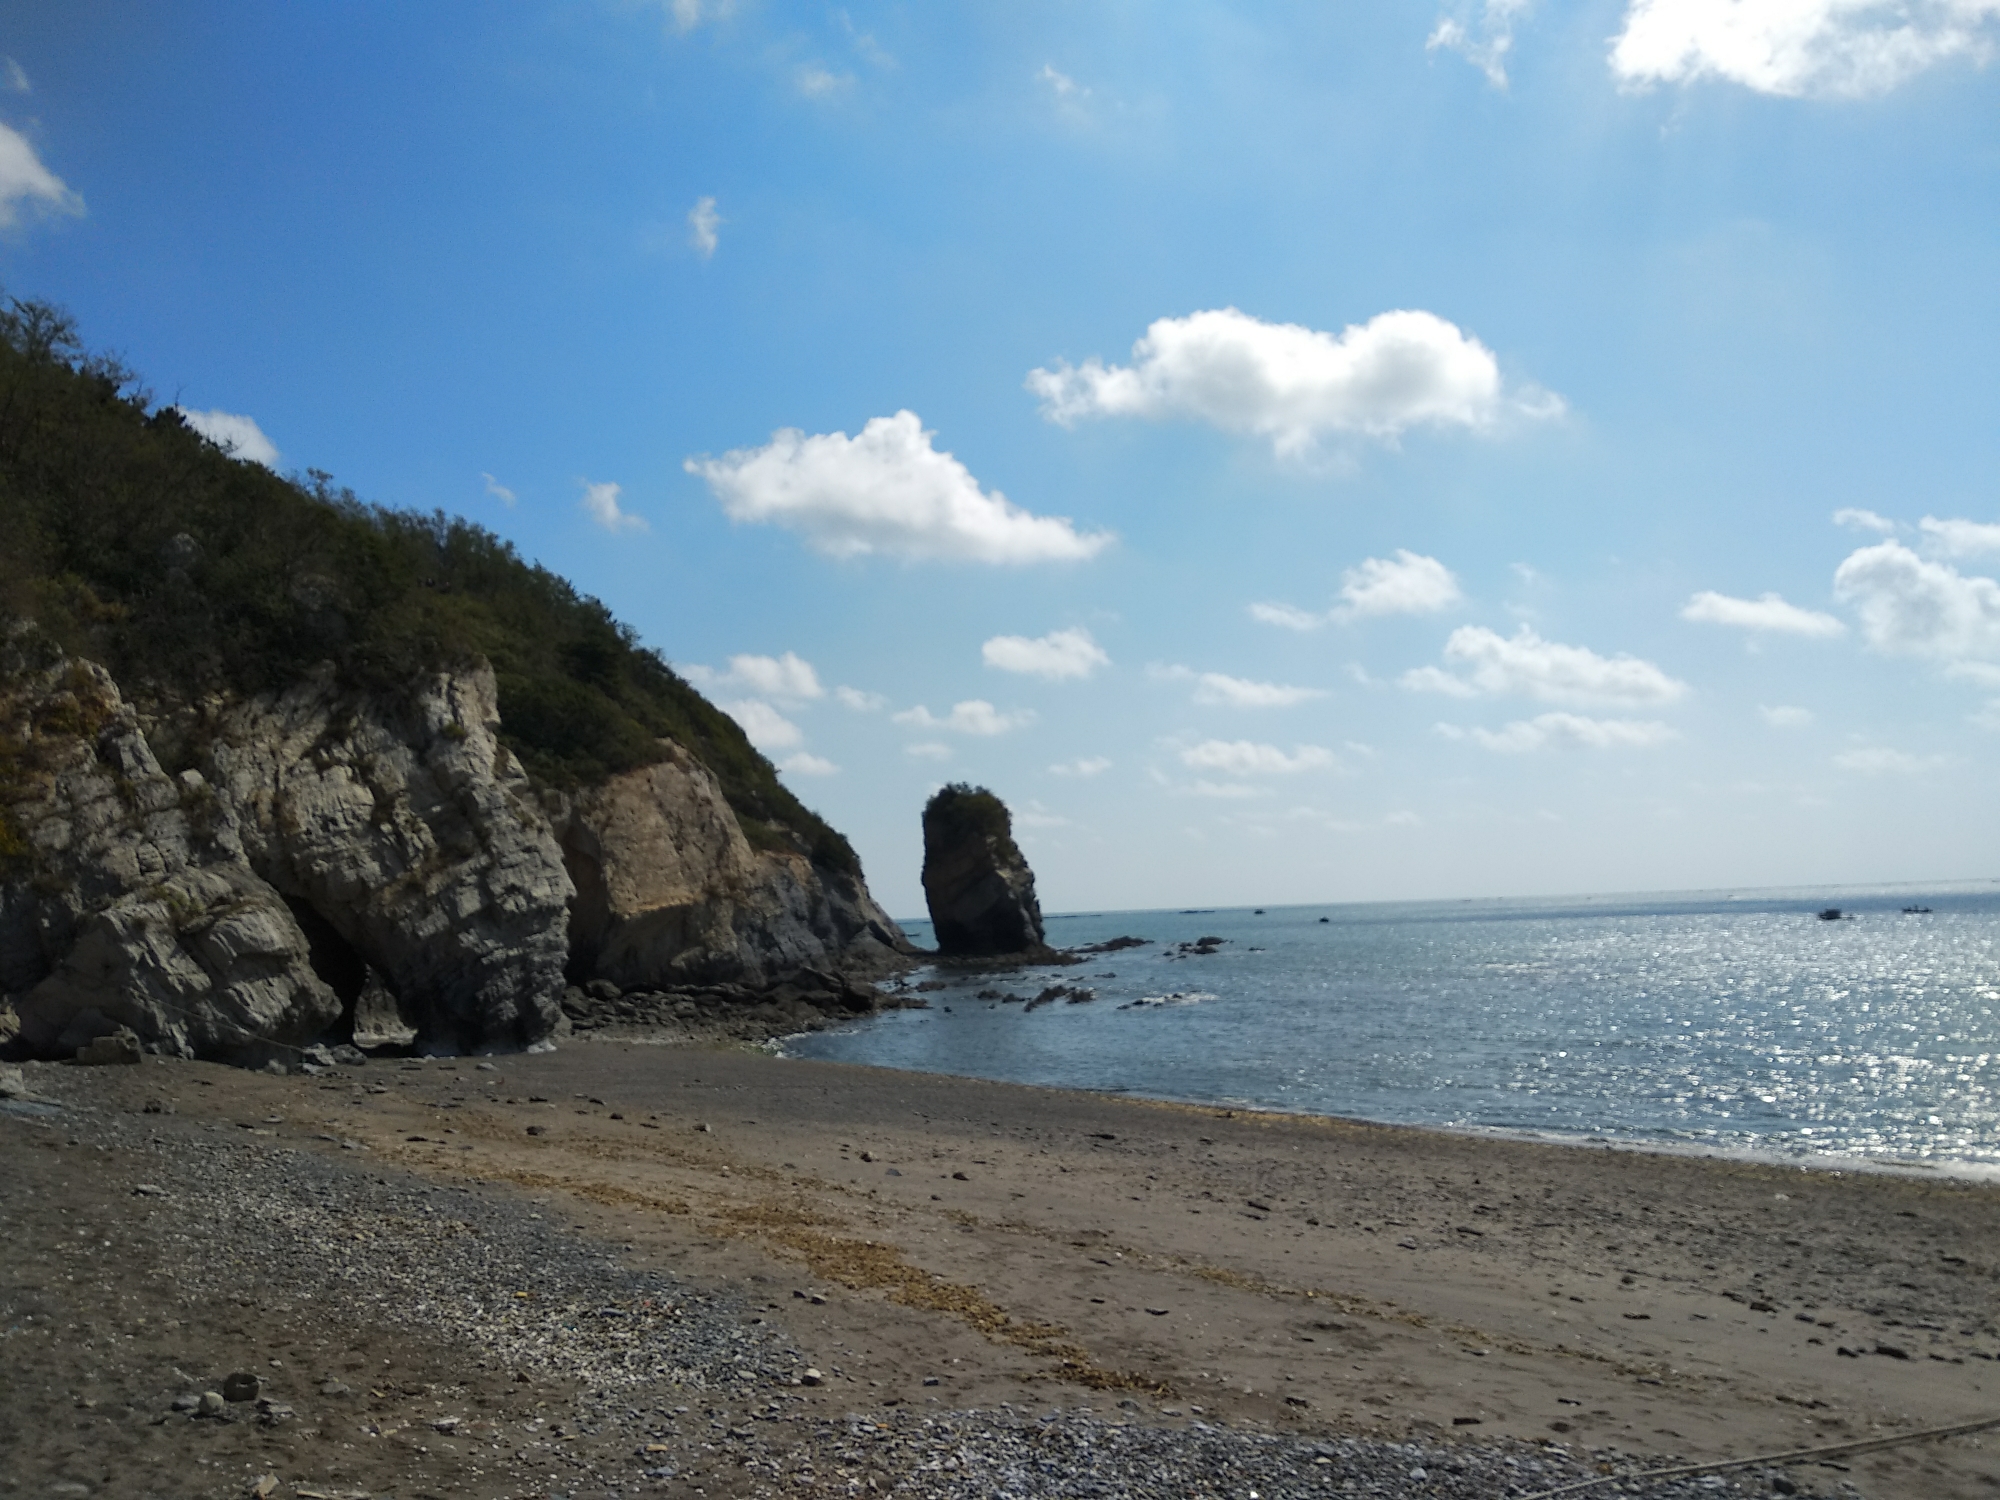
[
  {"left": 920, "top": 783, "right": 1046, "bottom": 957},
  {"left": 1, "top": 633, "right": 910, "bottom": 1063}
]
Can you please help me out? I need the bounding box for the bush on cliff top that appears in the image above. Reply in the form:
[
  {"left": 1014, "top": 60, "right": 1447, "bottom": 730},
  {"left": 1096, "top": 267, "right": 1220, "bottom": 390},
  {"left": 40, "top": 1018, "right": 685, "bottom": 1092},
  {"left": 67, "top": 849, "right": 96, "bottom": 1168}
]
[
  {"left": 921, "top": 783, "right": 1023, "bottom": 866},
  {"left": 0, "top": 294, "right": 857, "bottom": 874}
]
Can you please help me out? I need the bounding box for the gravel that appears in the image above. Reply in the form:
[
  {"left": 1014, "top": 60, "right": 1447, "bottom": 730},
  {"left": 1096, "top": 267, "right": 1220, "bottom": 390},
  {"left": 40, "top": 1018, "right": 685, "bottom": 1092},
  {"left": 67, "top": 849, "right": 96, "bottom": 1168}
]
[{"left": 23, "top": 1071, "right": 1801, "bottom": 1500}]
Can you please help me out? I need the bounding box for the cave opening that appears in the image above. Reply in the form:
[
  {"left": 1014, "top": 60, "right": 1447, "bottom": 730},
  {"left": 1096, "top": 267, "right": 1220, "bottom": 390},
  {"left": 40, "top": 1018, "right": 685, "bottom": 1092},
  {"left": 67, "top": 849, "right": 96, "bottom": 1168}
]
[{"left": 282, "top": 896, "right": 368, "bottom": 1043}]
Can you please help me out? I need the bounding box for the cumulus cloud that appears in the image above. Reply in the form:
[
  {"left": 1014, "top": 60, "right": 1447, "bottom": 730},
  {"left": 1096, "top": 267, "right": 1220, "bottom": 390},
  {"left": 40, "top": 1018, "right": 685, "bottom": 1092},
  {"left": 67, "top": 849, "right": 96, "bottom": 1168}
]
[
  {"left": 982, "top": 627, "right": 1110, "bottom": 681},
  {"left": 893, "top": 700, "right": 1033, "bottom": 735},
  {"left": 779, "top": 751, "right": 838, "bottom": 777},
  {"left": 580, "top": 479, "right": 647, "bottom": 533},
  {"left": 1833, "top": 745, "right": 1955, "bottom": 775},
  {"left": 1026, "top": 307, "right": 1559, "bottom": 458},
  {"left": 662, "top": 0, "right": 730, "bottom": 31},
  {"left": 1680, "top": 590, "right": 1846, "bottom": 637},
  {"left": 1336, "top": 550, "right": 1463, "bottom": 620},
  {"left": 1179, "top": 740, "right": 1338, "bottom": 775},
  {"left": 1610, "top": 0, "right": 2000, "bottom": 98},
  {"left": 1248, "top": 601, "right": 1326, "bottom": 632},
  {"left": 175, "top": 408, "right": 279, "bottom": 468},
  {"left": 835, "top": 685, "right": 886, "bottom": 712},
  {"left": 1465, "top": 712, "right": 1677, "bottom": 752},
  {"left": 1155, "top": 664, "right": 1325, "bottom": 708},
  {"left": 905, "top": 741, "right": 952, "bottom": 761},
  {"left": 1833, "top": 541, "right": 2000, "bottom": 659},
  {"left": 1760, "top": 704, "right": 1815, "bottom": 728},
  {"left": 688, "top": 196, "right": 721, "bottom": 258},
  {"left": 1050, "top": 756, "right": 1112, "bottom": 777},
  {"left": 1428, "top": 0, "right": 1535, "bottom": 87},
  {"left": 685, "top": 651, "right": 824, "bottom": 702},
  {"left": 0, "top": 121, "right": 83, "bottom": 229},
  {"left": 481, "top": 472, "right": 517, "bottom": 507},
  {"left": 1920, "top": 515, "right": 2000, "bottom": 558},
  {"left": 687, "top": 411, "right": 1112, "bottom": 564},
  {"left": 1834, "top": 506, "right": 1898, "bottom": 534},
  {"left": 723, "top": 699, "right": 803, "bottom": 751},
  {"left": 1401, "top": 625, "right": 1689, "bottom": 706}
]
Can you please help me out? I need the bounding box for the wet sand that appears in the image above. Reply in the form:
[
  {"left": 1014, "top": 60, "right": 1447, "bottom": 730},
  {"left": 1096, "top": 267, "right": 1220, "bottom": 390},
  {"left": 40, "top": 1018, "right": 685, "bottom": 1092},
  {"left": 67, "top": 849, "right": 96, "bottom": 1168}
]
[{"left": 6, "top": 1039, "right": 2000, "bottom": 1498}]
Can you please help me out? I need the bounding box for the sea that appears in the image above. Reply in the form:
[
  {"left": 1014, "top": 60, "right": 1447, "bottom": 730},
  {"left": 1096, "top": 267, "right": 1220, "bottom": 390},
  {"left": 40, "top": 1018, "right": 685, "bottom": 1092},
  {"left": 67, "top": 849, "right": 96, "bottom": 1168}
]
[{"left": 781, "top": 882, "right": 2000, "bottom": 1175}]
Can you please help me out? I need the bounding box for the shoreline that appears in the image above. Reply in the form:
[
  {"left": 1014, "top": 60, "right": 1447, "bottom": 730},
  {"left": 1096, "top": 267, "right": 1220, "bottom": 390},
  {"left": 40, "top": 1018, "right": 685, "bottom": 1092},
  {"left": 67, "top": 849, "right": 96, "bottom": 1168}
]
[{"left": 8, "top": 1038, "right": 2000, "bottom": 1497}]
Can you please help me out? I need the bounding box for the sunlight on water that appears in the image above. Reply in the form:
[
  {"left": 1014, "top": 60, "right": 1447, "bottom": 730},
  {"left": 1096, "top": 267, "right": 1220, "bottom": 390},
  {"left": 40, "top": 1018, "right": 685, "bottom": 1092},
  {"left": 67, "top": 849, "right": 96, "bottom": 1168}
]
[{"left": 784, "top": 884, "right": 2000, "bottom": 1169}]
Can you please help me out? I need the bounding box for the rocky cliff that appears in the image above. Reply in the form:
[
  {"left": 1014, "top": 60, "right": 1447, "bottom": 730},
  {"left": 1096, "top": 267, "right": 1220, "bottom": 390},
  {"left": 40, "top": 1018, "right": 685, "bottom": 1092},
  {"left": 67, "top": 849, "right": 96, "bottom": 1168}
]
[
  {"left": 0, "top": 629, "right": 910, "bottom": 1063},
  {"left": 920, "top": 783, "right": 1046, "bottom": 957}
]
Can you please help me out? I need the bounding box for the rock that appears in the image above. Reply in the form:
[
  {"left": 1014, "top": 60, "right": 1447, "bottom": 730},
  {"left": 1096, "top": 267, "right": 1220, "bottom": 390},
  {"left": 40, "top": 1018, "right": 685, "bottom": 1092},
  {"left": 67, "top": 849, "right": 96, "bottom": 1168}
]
[
  {"left": 76, "top": 1027, "right": 143, "bottom": 1065},
  {"left": 801, "top": 1368, "right": 824, "bottom": 1386},
  {"left": 221, "top": 1371, "right": 261, "bottom": 1402},
  {"left": 197, "top": 1390, "right": 226, "bottom": 1417},
  {"left": 551, "top": 744, "right": 912, "bottom": 990},
  {"left": 920, "top": 784, "right": 1044, "bottom": 957},
  {"left": 2, "top": 639, "right": 342, "bottom": 1063}
]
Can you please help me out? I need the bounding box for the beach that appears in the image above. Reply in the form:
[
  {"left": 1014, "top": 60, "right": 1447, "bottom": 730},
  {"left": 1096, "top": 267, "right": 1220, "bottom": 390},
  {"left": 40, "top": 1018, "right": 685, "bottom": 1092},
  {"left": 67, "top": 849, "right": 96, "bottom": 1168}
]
[{"left": 5, "top": 1039, "right": 1999, "bottom": 1499}]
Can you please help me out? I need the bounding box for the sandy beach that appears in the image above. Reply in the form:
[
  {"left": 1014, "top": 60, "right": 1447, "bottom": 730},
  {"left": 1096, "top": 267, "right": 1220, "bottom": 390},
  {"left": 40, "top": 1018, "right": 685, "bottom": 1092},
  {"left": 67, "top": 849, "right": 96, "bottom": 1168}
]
[{"left": 6, "top": 1038, "right": 1999, "bottom": 1499}]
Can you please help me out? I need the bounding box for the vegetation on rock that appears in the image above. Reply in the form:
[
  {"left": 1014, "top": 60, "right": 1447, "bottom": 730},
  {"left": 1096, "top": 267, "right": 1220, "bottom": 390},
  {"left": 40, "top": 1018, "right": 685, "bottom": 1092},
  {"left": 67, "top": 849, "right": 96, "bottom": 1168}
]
[
  {"left": 0, "top": 292, "right": 856, "bottom": 873},
  {"left": 921, "top": 783, "right": 1020, "bottom": 862}
]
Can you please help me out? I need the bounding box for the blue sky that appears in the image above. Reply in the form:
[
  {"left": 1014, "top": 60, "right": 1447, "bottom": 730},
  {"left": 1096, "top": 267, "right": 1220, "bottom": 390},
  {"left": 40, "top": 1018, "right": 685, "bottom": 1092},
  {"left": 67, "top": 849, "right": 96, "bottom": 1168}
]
[{"left": 6, "top": 2, "right": 2000, "bottom": 916}]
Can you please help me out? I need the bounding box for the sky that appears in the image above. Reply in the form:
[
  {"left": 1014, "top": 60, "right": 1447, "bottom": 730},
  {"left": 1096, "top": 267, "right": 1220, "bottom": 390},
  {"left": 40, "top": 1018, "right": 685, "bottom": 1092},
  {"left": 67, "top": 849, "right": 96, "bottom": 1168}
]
[{"left": 5, "top": 2, "right": 2000, "bottom": 917}]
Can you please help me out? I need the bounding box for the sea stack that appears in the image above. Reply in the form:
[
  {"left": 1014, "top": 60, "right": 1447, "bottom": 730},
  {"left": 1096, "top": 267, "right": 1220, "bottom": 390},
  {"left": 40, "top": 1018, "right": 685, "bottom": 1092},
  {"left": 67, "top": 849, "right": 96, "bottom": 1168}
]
[{"left": 921, "top": 784, "right": 1045, "bottom": 957}]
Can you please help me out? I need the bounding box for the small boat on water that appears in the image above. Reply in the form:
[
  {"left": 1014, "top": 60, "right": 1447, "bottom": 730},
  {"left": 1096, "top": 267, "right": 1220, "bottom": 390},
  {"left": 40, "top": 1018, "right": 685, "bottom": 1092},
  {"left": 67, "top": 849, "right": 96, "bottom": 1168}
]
[{"left": 1817, "top": 908, "right": 1842, "bottom": 921}]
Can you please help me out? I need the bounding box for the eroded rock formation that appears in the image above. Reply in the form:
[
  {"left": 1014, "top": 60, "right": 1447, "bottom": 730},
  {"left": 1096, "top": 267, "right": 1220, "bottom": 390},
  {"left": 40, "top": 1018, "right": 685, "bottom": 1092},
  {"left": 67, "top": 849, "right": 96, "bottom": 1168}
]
[
  {"left": 920, "top": 783, "right": 1045, "bottom": 957},
  {"left": 1, "top": 631, "right": 909, "bottom": 1063}
]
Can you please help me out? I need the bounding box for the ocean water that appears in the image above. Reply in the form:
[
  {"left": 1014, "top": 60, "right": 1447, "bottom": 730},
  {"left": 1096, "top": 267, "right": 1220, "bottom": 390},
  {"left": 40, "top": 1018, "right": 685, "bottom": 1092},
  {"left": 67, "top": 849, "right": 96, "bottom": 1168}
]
[{"left": 782, "top": 883, "right": 2000, "bottom": 1172}]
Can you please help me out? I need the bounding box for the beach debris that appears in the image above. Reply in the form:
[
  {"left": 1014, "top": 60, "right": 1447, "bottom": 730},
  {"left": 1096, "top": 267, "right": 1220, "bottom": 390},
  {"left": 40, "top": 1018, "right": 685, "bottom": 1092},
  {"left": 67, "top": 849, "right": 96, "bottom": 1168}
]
[{"left": 221, "top": 1371, "right": 261, "bottom": 1402}]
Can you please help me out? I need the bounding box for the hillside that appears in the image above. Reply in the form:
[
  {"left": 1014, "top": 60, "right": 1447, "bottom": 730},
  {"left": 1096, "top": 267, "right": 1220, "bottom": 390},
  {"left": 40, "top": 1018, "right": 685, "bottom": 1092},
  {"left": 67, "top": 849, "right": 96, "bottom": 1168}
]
[{"left": 0, "top": 292, "right": 855, "bottom": 874}]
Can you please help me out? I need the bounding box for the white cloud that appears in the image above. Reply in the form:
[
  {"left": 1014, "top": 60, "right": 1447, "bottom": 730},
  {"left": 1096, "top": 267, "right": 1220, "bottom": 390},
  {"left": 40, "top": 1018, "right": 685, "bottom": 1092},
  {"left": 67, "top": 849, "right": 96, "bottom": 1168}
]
[
  {"left": 1050, "top": 756, "right": 1113, "bottom": 777},
  {"left": 1248, "top": 601, "right": 1326, "bottom": 631},
  {"left": 1428, "top": 0, "right": 1535, "bottom": 87},
  {"left": 1155, "top": 664, "right": 1325, "bottom": 708},
  {"left": 1179, "top": 779, "right": 1268, "bottom": 799},
  {"left": 1833, "top": 746, "right": 1955, "bottom": 775},
  {"left": 834, "top": 685, "right": 886, "bottom": 711},
  {"left": 905, "top": 741, "right": 952, "bottom": 761},
  {"left": 1467, "top": 712, "right": 1677, "bottom": 752},
  {"left": 982, "top": 626, "right": 1110, "bottom": 681},
  {"left": 1016, "top": 801, "right": 1070, "bottom": 830},
  {"left": 1760, "top": 704, "right": 1815, "bottom": 727},
  {"left": 688, "top": 196, "right": 721, "bottom": 258},
  {"left": 1920, "top": 515, "right": 2000, "bottom": 558},
  {"left": 724, "top": 699, "right": 802, "bottom": 751},
  {"left": 1834, "top": 506, "right": 1898, "bottom": 534},
  {"left": 796, "top": 64, "right": 853, "bottom": 98},
  {"left": 1833, "top": 541, "right": 2000, "bottom": 659},
  {"left": 662, "top": 0, "right": 729, "bottom": 31},
  {"left": 3, "top": 58, "right": 29, "bottom": 93},
  {"left": 894, "top": 700, "right": 1033, "bottom": 736},
  {"left": 481, "top": 472, "right": 517, "bottom": 507},
  {"left": 580, "top": 479, "right": 647, "bottom": 533},
  {"left": 1038, "top": 63, "right": 1087, "bottom": 98},
  {"left": 1401, "top": 625, "right": 1689, "bottom": 706},
  {"left": 1336, "top": 550, "right": 1463, "bottom": 619},
  {"left": 1945, "top": 661, "right": 2000, "bottom": 688},
  {"left": 1610, "top": 0, "right": 2000, "bottom": 98},
  {"left": 1179, "top": 740, "right": 1338, "bottom": 775},
  {"left": 686, "top": 651, "right": 823, "bottom": 703},
  {"left": 175, "top": 407, "right": 279, "bottom": 468},
  {"left": 687, "top": 410, "right": 1112, "bottom": 564},
  {"left": 779, "top": 751, "right": 838, "bottom": 777},
  {"left": 1026, "top": 307, "right": 1559, "bottom": 458},
  {"left": 0, "top": 121, "right": 82, "bottom": 229},
  {"left": 1680, "top": 590, "right": 1846, "bottom": 637}
]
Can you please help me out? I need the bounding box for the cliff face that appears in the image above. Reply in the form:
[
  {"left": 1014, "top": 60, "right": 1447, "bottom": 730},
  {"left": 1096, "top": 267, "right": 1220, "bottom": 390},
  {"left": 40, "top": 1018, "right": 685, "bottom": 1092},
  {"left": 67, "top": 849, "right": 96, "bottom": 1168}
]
[
  {"left": 920, "top": 784, "right": 1045, "bottom": 957},
  {"left": 553, "top": 744, "right": 908, "bottom": 990},
  {"left": 1, "top": 636, "right": 909, "bottom": 1063}
]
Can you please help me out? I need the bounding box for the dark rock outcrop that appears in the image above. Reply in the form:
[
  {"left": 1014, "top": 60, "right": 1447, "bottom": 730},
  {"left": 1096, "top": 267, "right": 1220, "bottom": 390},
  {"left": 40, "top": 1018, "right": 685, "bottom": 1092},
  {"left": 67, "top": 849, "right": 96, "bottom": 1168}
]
[
  {"left": 1, "top": 630, "right": 910, "bottom": 1064},
  {"left": 920, "top": 784, "right": 1044, "bottom": 957}
]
